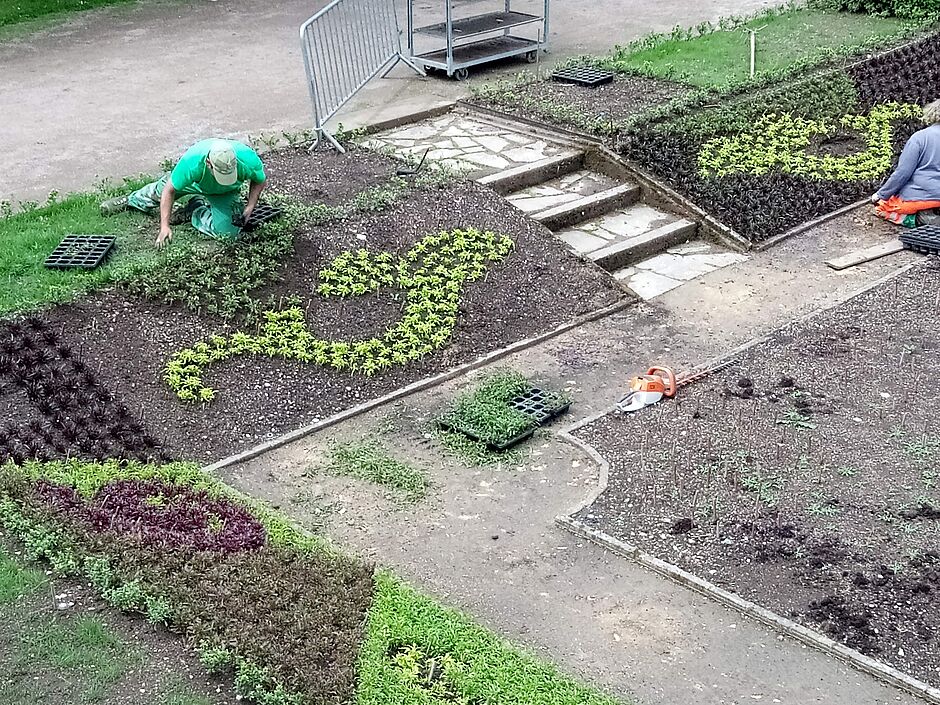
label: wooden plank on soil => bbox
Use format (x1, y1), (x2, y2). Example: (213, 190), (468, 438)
(825, 239), (904, 271)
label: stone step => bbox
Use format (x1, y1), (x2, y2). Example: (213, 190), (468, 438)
(614, 241), (750, 300)
(533, 183), (640, 231)
(504, 169), (621, 215)
(555, 203), (679, 257)
(476, 153), (585, 195)
(589, 218), (698, 271)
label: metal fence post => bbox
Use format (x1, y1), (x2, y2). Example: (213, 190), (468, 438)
(299, 0), (424, 153)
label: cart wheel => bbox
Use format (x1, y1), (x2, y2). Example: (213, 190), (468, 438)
(525, 50), (539, 64)
(453, 68), (470, 81)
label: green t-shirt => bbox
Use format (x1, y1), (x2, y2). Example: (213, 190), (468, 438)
(169, 139), (266, 195)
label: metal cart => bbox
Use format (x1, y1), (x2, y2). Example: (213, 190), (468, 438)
(406, 0), (550, 80)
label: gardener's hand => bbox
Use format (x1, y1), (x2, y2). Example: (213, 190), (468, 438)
(241, 204), (254, 223)
(870, 193), (881, 204)
(156, 225), (173, 249)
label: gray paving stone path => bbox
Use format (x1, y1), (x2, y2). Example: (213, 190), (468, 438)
(617, 241), (750, 299)
(507, 169), (619, 214)
(361, 111), (578, 176)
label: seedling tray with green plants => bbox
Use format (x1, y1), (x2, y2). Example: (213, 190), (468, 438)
(438, 371), (571, 451)
(43, 234), (116, 270)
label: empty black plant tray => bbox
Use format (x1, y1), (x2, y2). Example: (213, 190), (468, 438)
(900, 224), (940, 254)
(508, 387), (571, 424)
(234, 202), (283, 232)
(551, 66), (614, 87)
(44, 234), (116, 270)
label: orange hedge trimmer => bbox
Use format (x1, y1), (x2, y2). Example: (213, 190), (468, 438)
(617, 358), (739, 412)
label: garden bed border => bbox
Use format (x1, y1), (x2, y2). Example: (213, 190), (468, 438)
(551, 260), (940, 702)
(202, 297), (633, 474)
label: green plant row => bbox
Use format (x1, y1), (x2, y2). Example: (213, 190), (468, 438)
(811, 0), (940, 20)
(163, 228), (514, 403)
(470, 77), (624, 136)
(697, 101), (921, 180)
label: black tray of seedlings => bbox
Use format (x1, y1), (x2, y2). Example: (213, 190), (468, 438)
(233, 202), (282, 232)
(437, 417), (537, 452)
(440, 386), (571, 451)
(44, 234), (116, 270)
(0, 317), (169, 465)
(551, 66), (615, 87)
(900, 224), (940, 254)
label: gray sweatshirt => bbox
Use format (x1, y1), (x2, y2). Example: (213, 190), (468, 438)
(877, 123), (940, 201)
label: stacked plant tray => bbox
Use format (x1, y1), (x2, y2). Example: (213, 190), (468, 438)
(234, 203), (282, 231)
(551, 66), (615, 87)
(900, 224), (940, 254)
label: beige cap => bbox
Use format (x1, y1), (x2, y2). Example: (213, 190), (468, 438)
(207, 141), (238, 186)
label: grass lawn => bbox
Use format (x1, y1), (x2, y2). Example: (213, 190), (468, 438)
(0, 546), (219, 705)
(0, 0), (136, 28)
(607, 8), (913, 87)
(0, 192), (201, 316)
(0, 547), (44, 604)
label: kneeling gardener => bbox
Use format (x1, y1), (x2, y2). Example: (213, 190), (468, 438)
(101, 138), (266, 248)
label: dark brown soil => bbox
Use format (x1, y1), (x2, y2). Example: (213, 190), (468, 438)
(575, 263), (940, 688)
(261, 146), (401, 206)
(469, 74), (688, 134)
(807, 129), (868, 157)
(40, 179), (622, 464)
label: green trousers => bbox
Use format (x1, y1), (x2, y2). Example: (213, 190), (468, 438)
(127, 174), (243, 239)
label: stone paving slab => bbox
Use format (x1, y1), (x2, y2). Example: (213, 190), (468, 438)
(507, 169), (619, 215)
(615, 240), (749, 300)
(360, 111), (578, 177)
(555, 203), (679, 256)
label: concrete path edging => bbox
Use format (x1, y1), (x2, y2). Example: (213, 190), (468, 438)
(555, 515), (940, 705)
(202, 297), (633, 474)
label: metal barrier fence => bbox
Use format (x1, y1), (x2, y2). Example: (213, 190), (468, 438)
(300, 0), (422, 152)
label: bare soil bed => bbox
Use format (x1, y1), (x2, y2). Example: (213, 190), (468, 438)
(575, 262), (940, 687)
(470, 74), (687, 133)
(261, 147), (399, 206)
(28, 149), (623, 463)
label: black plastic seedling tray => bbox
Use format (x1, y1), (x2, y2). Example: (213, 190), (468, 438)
(43, 234), (116, 270)
(234, 203), (283, 232)
(900, 224), (940, 254)
(437, 419), (536, 452)
(439, 386), (571, 451)
(508, 387), (571, 424)
(551, 66), (614, 87)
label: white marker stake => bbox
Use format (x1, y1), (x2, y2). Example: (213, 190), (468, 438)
(748, 25), (768, 79)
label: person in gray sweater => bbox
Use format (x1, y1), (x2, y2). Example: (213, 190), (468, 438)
(872, 99), (940, 226)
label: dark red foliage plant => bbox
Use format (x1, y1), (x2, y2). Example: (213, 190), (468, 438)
(34, 479), (266, 553)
